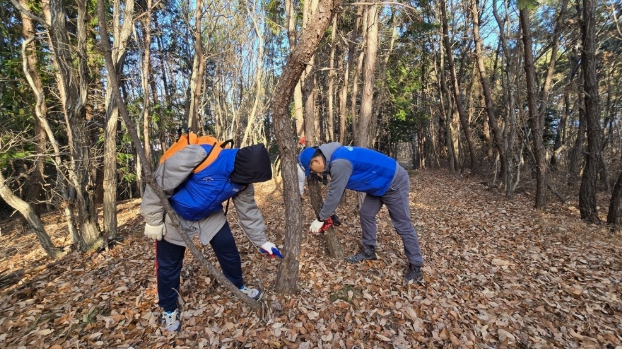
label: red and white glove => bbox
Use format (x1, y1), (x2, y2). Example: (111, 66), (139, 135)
(309, 219), (324, 233)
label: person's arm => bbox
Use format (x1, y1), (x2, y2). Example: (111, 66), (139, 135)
(232, 184), (267, 246)
(140, 145), (207, 225)
(318, 159), (352, 220)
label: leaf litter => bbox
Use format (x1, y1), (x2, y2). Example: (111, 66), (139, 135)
(0, 169), (620, 348)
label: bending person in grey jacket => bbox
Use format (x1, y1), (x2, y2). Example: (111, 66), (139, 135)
(298, 142), (424, 285)
(141, 140), (277, 332)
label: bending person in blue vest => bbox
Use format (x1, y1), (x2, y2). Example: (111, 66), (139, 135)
(141, 141), (278, 332)
(298, 142), (424, 285)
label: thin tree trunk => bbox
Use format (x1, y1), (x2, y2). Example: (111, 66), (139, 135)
(472, 0), (507, 189)
(140, 0), (152, 163)
(103, 0), (134, 241)
(327, 15), (338, 141)
(241, 4), (265, 148)
(19, 3), (46, 216)
(579, 0), (601, 222)
(350, 6), (367, 144)
(607, 171), (622, 226)
(188, 0), (205, 132)
(357, 2), (378, 149)
(520, 8), (547, 209)
(440, 0), (476, 171)
(270, 0), (341, 294)
(0, 172), (62, 259)
(285, 0), (305, 137)
(42, 0), (102, 251)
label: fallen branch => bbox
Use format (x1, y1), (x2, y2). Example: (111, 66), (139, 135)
(547, 183), (566, 203)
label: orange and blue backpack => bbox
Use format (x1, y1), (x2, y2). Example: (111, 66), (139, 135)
(161, 132), (242, 221)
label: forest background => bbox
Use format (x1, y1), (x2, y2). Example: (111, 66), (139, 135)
(0, 0), (621, 347)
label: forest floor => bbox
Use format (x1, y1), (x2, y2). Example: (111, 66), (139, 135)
(0, 168), (620, 349)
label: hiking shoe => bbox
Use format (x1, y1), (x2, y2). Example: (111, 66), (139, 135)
(240, 285), (263, 300)
(161, 309), (180, 332)
(404, 263), (423, 284)
(346, 244), (377, 263)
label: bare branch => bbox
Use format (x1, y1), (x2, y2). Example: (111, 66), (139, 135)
(8, 0), (49, 28)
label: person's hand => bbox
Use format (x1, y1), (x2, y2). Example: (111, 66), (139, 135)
(309, 219), (324, 233)
(144, 223), (166, 241)
(260, 242), (283, 258)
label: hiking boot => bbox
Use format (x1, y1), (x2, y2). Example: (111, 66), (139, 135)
(346, 244), (377, 263)
(161, 309), (180, 332)
(240, 285), (263, 300)
(404, 263), (423, 284)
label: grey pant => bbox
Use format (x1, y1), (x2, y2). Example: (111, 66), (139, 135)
(359, 166), (424, 266)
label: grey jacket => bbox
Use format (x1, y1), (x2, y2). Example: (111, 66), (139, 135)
(140, 144), (268, 247)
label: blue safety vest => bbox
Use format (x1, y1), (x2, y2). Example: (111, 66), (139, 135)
(331, 146), (396, 196)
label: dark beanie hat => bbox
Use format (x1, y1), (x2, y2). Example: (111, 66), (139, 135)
(229, 143), (273, 184)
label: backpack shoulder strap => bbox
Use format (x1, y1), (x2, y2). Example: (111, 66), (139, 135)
(159, 133), (191, 164)
(192, 137), (235, 173)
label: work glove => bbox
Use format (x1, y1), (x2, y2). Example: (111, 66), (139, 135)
(259, 242), (283, 259)
(144, 222), (166, 241)
(309, 219), (325, 233)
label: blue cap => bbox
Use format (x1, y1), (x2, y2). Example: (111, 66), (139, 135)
(298, 147), (316, 177)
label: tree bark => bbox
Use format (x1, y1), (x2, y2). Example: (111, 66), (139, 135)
(607, 171), (622, 226)
(327, 15), (338, 141)
(42, 0), (102, 251)
(357, 2), (378, 148)
(271, 0), (342, 294)
(0, 172), (61, 259)
(103, 0), (134, 242)
(285, 0), (305, 137)
(579, 0), (602, 222)
(188, 0), (205, 133)
(440, 0), (477, 171)
(19, 1), (46, 216)
(520, 8), (547, 209)
(471, 0), (507, 189)
(241, 3), (265, 148)
(350, 6), (367, 144)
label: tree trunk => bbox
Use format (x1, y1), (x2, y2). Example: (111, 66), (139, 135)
(579, 0), (601, 222)
(103, 0), (134, 241)
(607, 171), (622, 226)
(350, 6), (367, 144)
(269, 0), (341, 294)
(19, 2), (46, 216)
(285, 0), (305, 137)
(520, 8), (547, 209)
(42, 0), (102, 251)
(440, 0), (477, 171)
(472, 0), (507, 189)
(188, 0), (205, 132)
(326, 15), (338, 141)
(0, 172), (61, 259)
(357, 2), (378, 149)
(492, 1), (518, 197)
(241, 4), (265, 148)
(140, 0), (151, 163)
(339, 6), (362, 144)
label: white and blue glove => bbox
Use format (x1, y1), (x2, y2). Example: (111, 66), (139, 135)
(144, 223), (166, 241)
(260, 242), (283, 258)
